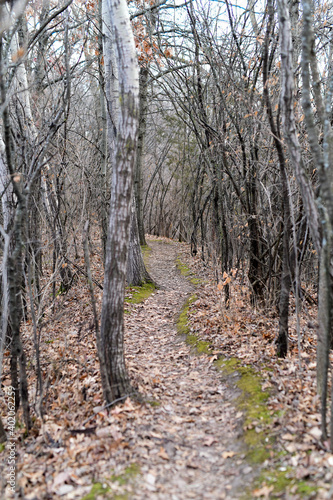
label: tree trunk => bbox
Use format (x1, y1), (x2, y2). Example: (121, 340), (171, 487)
(263, 0), (291, 357)
(277, 0), (320, 251)
(0, 415), (6, 443)
(99, 0), (110, 263)
(135, 66), (149, 246)
(100, 0), (140, 402)
(127, 197), (153, 286)
(0, 41), (31, 430)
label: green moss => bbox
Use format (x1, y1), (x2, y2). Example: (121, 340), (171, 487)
(244, 433), (270, 463)
(176, 258), (201, 285)
(266, 468), (292, 491)
(125, 282), (156, 304)
(177, 295), (197, 335)
(141, 245), (152, 267)
(81, 482), (110, 500)
(177, 288), (318, 496)
(250, 468), (318, 498)
(0, 442), (5, 453)
(217, 359), (319, 498)
(111, 463), (140, 485)
(186, 334), (197, 345)
(84, 464), (140, 499)
(216, 357), (271, 464)
(146, 399), (161, 407)
(186, 333), (210, 353)
(215, 357), (240, 372)
(176, 257), (191, 277)
(297, 482), (318, 495)
(177, 295), (211, 354)
(195, 340), (211, 354)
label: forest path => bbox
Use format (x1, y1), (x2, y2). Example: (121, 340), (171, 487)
(5, 238), (255, 500)
(121, 238), (250, 499)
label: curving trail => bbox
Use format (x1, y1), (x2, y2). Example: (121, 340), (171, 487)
(119, 239), (251, 499)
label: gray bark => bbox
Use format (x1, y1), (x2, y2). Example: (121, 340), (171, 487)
(135, 66), (149, 247)
(277, 0), (320, 252)
(278, 0), (333, 443)
(127, 196), (153, 286)
(100, 0), (140, 402)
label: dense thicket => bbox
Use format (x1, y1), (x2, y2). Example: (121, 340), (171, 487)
(0, 0), (332, 447)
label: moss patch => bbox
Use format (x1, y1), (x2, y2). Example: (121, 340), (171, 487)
(125, 282), (156, 304)
(83, 464), (140, 500)
(250, 468), (318, 499)
(110, 463), (140, 485)
(141, 245), (152, 267)
(186, 334), (211, 354)
(81, 482), (110, 500)
(216, 357), (271, 464)
(176, 258), (201, 285)
(177, 295), (197, 336)
(177, 295), (212, 355)
(146, 399), (161, 407)
(216, 358), (319, 498)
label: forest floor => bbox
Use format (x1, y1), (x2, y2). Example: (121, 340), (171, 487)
(1, 236), (333, 499)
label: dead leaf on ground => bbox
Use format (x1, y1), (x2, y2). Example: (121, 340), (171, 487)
(252, 485), (274, 498)
(158, 447), (169, 460)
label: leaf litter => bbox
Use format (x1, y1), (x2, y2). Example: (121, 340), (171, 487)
(0, 235), (331, 499)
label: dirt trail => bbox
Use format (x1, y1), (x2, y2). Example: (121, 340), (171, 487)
(121, 239), (251, 499)
(1, 239), (255, 500)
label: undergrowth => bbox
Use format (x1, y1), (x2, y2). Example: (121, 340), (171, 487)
(176, 256), (319, 498)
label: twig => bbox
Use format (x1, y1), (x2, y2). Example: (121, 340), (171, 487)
(63, 255), (103, 290)
(77, 393), (136, 428)
(82, 220), (112, 404)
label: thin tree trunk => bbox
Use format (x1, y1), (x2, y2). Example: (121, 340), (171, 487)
(277, 0), (320, 251)
(0, 416), (6, 443)
(83, 221), (112, 404)
(135, 66), (149, 246)
(98, 0), (109, 263)
(127, 196), (153, 286)
(264, 0), (292, 357)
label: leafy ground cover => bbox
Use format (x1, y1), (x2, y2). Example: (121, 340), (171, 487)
(0, 235), (332, 499)
(176, 243), (333, 498)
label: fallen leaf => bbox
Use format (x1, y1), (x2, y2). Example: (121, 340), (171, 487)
(308, 427), (321, 440)
(252, 485), (274, 497)
(158, 446), (169, 460)
(281, 433), (295, 441)
(203, 436), (217, 447)
(187, 460), (201, 469)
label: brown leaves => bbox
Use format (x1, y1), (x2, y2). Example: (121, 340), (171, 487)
(12, 47), (25, 62)
(158, 447), (169, 460)
(176, 240), (333, 496)
(222, 451), (237, 459)
(252, 485), (274, 498)
(1, 236), (330, 499)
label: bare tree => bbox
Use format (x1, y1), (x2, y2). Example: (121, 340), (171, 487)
(277, 0), (333, 445)
(100, 0), (140, 402)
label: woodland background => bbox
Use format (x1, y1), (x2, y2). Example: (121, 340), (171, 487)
(0, 0), (333, 497)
